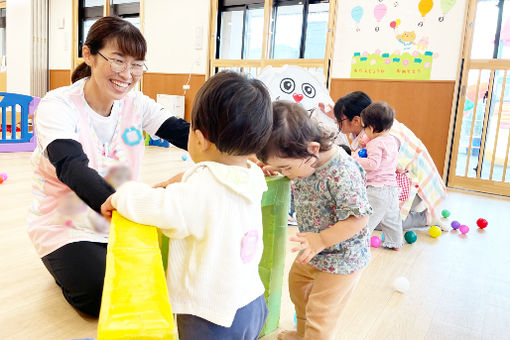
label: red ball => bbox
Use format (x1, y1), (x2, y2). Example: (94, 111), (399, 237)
(476, 218), (488, 229)
(0, 177), (3, 184)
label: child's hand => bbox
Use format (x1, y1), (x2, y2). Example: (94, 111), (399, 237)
(153, 172), (184, 188)
(260, 163), (279, 177)
(290, 232), (326, 264)
(251, 156), (278, 177)
(359, 134), (371, 148)
(100, 194), (115, 221)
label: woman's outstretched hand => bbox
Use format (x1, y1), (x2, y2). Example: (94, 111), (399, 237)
(318, 102), (335, 120)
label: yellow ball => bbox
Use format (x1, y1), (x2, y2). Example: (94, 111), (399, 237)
(429, 225), (442, 238)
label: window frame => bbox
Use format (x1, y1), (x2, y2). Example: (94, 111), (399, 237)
(216, 1), (266, 60)
(270, 0), (330, 59)
(72, 0), (144, 71)
(209, 0), (337, 85)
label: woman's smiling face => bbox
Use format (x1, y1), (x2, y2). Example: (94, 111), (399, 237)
(86, 39), (144, 101)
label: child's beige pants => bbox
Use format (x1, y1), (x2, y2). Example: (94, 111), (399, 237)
(289, 261), (363, 340)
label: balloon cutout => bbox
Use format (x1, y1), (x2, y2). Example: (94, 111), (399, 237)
(351, 6), (364, 31)
(439, 0), (456, 22)
(418, 0), (434, 26)
(374, 4), (387, 32)
(390, 19), (401, 30)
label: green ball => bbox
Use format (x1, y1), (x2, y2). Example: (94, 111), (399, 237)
(441, 209), (451, 218)
(404, 231), (417, 244)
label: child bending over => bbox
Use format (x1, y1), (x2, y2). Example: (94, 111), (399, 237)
(101, 71), (272, 340)
(353, 102), (403, 249)
(257, 101), (372, 340)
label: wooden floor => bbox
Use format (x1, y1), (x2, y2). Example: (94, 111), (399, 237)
(1, 147), (510, 340)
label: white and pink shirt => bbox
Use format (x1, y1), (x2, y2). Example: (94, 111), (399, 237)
(28, 78), (170, 257)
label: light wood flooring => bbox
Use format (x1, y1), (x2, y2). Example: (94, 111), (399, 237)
(1, 147), (510, 340)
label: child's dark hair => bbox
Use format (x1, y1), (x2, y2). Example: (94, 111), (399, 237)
(333, 91), (372, 122)
(256, 101), (333, 163)
(360, 101), (395, 133)
(191, 71), (273, 156)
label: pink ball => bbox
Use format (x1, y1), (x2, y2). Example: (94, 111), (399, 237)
(370, 236), (381, 248)
(0, 173), (7, 180)
(459, 225), (470, 234)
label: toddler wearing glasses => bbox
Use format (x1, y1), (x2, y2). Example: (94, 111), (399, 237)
(257, 101), (372, 340)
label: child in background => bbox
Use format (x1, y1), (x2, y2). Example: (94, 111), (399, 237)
(257, 101), (372, 340)
(331, 91), (447, 231)
(353, 102), (403, 249)
(101, 71), (272, 340)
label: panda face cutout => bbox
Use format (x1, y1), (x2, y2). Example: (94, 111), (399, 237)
(302, 82), (316, 98)
(258, 65), (348, 146)
(280, 78), (296, 94)
(259, 65), (331, 112)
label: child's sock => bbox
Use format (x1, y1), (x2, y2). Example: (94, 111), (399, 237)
(288, 213), (297, 226)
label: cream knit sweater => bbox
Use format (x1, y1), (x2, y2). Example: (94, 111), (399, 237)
(112, 160), (267, 327)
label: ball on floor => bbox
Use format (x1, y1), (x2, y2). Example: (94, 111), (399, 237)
(451, 220), (460, 230)
(441, 209), (451, 218)
(476, 218), (488, 229)
(393, 276), (410, 293)
(404, 231), (417, 244)
(459, 224), (470, 234)
(428, 225), (442, 238)
(370, 236), (381, 248)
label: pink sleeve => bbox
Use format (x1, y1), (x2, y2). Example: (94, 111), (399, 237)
(355, 139), (383, 170)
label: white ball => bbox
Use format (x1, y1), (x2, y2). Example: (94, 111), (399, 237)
(393, 276), (410, 293)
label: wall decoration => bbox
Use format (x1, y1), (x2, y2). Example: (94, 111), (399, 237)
(374, 3), (388, 32)
(334, 0), (467, 81)
(351, 5), (364, 31)
(439, 0), (457, 21)
(418, 0), (434, 26)
(351, 50), (434, 80)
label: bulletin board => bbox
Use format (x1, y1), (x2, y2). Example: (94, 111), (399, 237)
(333, 0), (468, 81)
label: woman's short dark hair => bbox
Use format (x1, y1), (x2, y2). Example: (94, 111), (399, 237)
(191, 71), (273, 156)
(256, 101), (333, 163)
(333, 91), (372, 122)
(71, 16), (147, 83)
(360, 101), (395, 133)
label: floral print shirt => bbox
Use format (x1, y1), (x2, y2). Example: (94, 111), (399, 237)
(293, 146), (373, 274)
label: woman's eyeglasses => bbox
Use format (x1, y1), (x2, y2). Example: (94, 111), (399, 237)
(97, 51), (148, 77)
